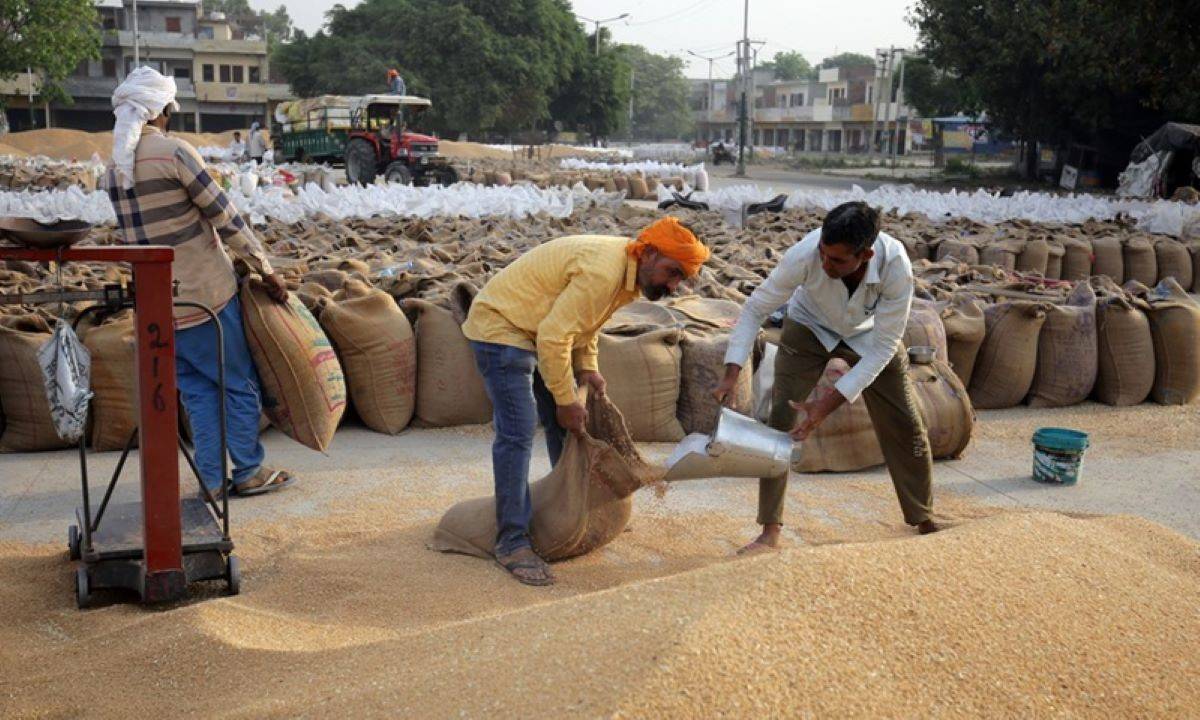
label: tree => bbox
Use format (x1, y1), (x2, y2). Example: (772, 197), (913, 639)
(204, 0), (293, 42)
(0, 0), (101, 107)
(552, 30), (629, 143)
(910, 0), (1200, 180)
(617, 45), (691, 140)
(816, 52), (874, 71)
(901, 55), (976, 118)
(769, 51), (811, 81)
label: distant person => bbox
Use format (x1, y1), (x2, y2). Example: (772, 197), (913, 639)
(461, 218), (710, 586)
(247, 121), (267, 164)
(103, 66), (296, 498)
(229, 131), (246, 162)
(387, 68), (407, 96)
(713, 201), (940, 554)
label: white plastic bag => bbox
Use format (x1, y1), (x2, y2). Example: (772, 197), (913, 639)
(37, 320), (93, 443)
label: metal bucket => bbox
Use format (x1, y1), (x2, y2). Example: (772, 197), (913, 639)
(664, 407), (794, 481)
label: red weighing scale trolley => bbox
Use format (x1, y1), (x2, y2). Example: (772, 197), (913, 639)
(0, 228), (240, 608)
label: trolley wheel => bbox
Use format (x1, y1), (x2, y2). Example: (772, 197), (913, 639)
(68, 524), (81, 561)
(75, 566), (91, 609)
(226, 555), (241, 596)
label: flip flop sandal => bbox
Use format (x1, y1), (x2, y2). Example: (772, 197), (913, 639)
(234, 468), (295, 497)
(496, 555), (555, 587)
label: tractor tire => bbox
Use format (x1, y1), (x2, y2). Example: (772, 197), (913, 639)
(345, 138), (379, 186)
(384, 162), (414, 186)
(430, 165), (459, 186)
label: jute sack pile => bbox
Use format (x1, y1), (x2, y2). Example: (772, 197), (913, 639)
(1044, 241), (1066, 280)
(598, 328), (685, 442)
(83, 315), (138, 451)
(793, 360), (884, 473)
(938, 292), (986, 387)
(404, 298), (492, 427)
(935, 239), (979, 265)
(1016, 238), (1050, 276)
(1027, 282), (1098, 408)
(1155, 239), (1193, 289)
(1091, 236), (1124, 281)
(909, 358), (975, 459)
(430, 392), (657, 561)
(969, 301), (1048, 409)
(903, 298), (948, 363)
(666, 296), (754, 435)
(319, 279), (417, 434)
(628, 175), (649, 200)
(1093, 280), (1154, 406)
(1123, 236), (1158, 286)
(241, 276), (346, 452)
(979, 240), (1021, 273)
(0, 315), (72, 452)
(1143, 278), (1200, 405)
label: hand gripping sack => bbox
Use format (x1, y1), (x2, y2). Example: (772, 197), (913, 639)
(241, 277), (347, 452)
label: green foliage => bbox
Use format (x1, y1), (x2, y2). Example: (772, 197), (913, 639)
(617, 45), (691, 140)
(204, 0), (293, 41)
(769, 51), (812, 81)
(911, 0), (1200, 156)
(817, 52), (874, 71)
(944, 156), (981, 178)
(0, 0), (101, 106)
(902, 55), (976, 118)
(551, 33), (629, 142)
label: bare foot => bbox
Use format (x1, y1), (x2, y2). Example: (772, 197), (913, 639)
(495, 546), (555, 586)
(737, 524), (783, 555)
(917, 519), (942, 535)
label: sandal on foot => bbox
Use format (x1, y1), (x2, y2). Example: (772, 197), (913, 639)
(496, 547), (554, 586)
(234, 467), (295, 497)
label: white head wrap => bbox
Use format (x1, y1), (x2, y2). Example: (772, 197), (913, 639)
(111, 66), (179, 190)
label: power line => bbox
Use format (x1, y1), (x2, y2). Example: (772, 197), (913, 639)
(628, 0), (720, 27)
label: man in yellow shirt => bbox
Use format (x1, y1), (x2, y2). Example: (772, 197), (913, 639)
(462, 217), (710, 586)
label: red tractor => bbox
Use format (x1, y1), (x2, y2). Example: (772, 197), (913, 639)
(343, 95), (459, 186)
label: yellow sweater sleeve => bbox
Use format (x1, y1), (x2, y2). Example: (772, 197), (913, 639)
(536, 270), (613, 405)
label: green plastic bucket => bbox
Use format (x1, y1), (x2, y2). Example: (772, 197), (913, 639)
(1032, 427), (1090, 485)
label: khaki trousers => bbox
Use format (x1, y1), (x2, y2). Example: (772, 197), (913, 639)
(759, 319), (934, 526)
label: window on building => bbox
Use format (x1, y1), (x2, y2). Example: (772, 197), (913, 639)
(165, 16), (182, 32)
(198, 26), (214, 39)
(173, 66), (190, 80)
(102, 14), (118, 30)
(103, 59), (117, 78)
(73, 61), (89, 78)
(220, 65), (231, 83)
(202, 64), (214, 82)
(249, 66), (260, 84)
(232, 65), (244, 83)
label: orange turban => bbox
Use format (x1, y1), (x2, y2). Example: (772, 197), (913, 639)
(626, 217), (710, 277)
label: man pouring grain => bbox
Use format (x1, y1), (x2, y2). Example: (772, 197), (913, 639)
(462, 217), (711, 585)
(713, 201), (940, 552)
(103, 67), (295, 498)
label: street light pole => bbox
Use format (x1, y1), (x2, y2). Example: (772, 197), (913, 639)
(736, 0), (749, 177)
(575, 13), (630, 55)
(132, 0), (141, 66)
(688, 49), (734, 142)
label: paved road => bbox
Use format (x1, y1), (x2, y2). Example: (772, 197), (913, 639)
(706, 165), (889, 194)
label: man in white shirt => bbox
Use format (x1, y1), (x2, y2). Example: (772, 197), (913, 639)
(714, 201), (939, 553)
(228, 131), (246, 162)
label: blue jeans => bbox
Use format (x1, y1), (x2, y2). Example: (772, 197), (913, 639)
(470, 341), (566, 556)
(176, 295), (265, 491)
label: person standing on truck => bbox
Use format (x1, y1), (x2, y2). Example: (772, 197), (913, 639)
(387, 68), (407, 96)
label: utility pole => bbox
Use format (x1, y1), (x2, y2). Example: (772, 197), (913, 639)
(868, 47), (892, 162)
(576, 14), (630, 56)
(688, 49), (734, 142)
(890, 50), (907, 170)
(881, 46), (896, 161)
(747, 42), (763, 161)
(628, 68), (635, 139)
(132, 0), (141, 66)
(735, 0), (749, 177)
(27, 66), (35, 129)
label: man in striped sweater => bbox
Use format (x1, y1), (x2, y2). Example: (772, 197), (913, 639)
(104, 67), (294, 498)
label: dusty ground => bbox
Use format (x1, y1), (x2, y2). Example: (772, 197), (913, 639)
(0, 402), (1197, 717)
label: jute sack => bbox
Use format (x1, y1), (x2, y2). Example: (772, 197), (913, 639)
(938, 292), (987, 387)
(979, 240), (1021, 272)
(1144, 278), (1200, 405)
(1093, 289), (1154, 406)
(602, 300), (677, 335)
(628, 175), (649, 200)
(319, 279), (417, 434)
(1061, 238), (1094, 282)
(1016, 238), (1050, 275)
(910, 358), (975, 460)
(1027, 282), (1098, 408)
(0, 315), (72, 452)
(405, 298), (492, 427)
(793, 359), (884, 473)
(903, 298), (949, 363)
(969, 301), (1048, 409)
(1123, 236), (1158, 286)
(241, 276), (346, 452)
(677, 331), (754, 434)
(935, 239), (979, 265)
(1044, 241), (1066, 280)
(598, 328), (685, 442)
(84, 316), (138, 451)
(1155, 239), (1193, 289)
(1091, 236), (1124, 281)
(430, 392), (657, 561)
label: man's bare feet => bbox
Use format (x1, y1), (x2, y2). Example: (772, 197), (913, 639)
(737, 523), (783, 555)
(917, 519), (941, 535)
